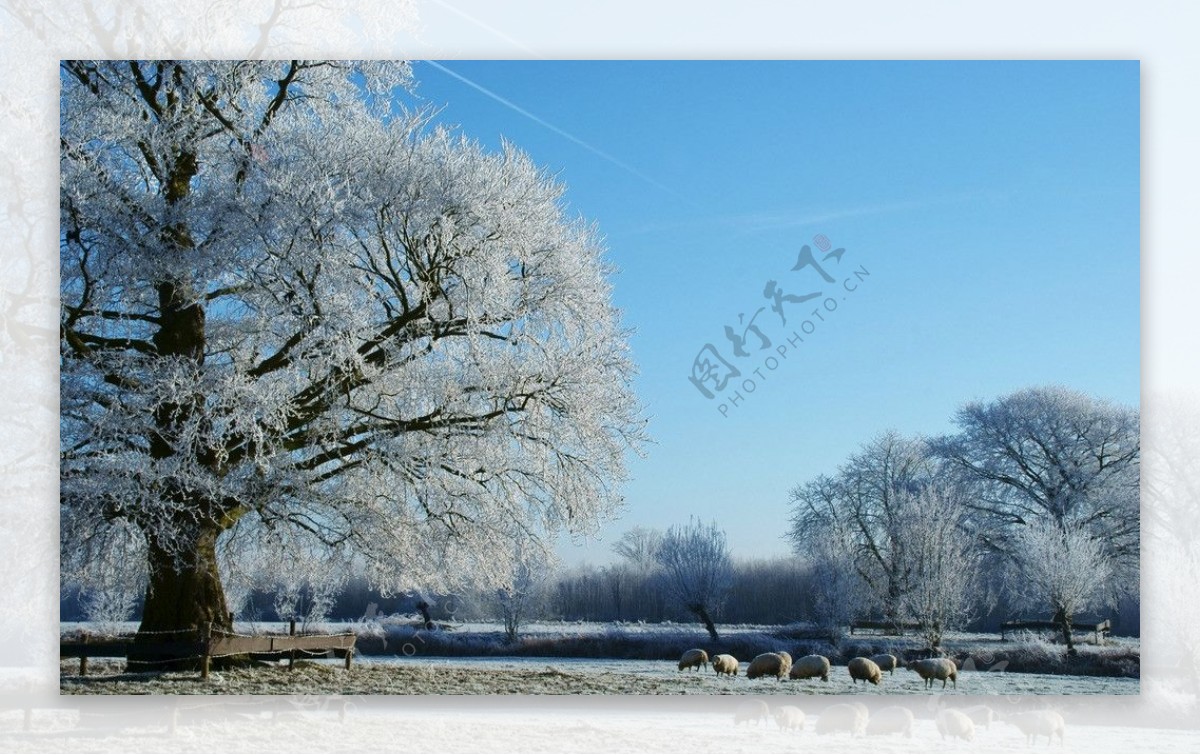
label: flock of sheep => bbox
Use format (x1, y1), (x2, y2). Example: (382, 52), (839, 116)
(678, 648), (1066, 743)
(677, 649), (956, 689)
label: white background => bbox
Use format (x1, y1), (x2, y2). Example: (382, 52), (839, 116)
(2, 1), (1197, 751)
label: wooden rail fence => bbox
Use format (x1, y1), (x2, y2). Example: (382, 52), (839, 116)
(1000, 618), (1111, 644)
(61, 622), (357, 679)
(849, 619), (924, 636)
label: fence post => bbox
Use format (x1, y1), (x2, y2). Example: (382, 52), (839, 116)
(79, 632), (89, 677)
(288, 619), (296, 670)
(201, 623), (212, 680)
(344, 647), (353, 671)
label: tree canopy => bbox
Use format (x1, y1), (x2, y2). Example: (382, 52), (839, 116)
(59, 60), (645, 643)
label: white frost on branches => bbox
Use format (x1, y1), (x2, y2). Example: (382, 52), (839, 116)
(59, 61), (646, 614)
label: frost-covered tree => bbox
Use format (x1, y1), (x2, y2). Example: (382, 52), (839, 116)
(787, 432), (938, 623)
(611, 526), (663, 570)
(59, 60), (645, 662)
(492, 538), (553, 643)
(655, 517), (733, 641)
(805, 531), (870, 640)
(1006, 520), (1113, 654)
(894, 486), (983, 649)
(931, 386), (1139, 576)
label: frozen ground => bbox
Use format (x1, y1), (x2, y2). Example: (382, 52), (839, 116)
(59, 656), (1138, 696)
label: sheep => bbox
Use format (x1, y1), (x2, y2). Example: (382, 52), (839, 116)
(733, 700), (770, 727)
(712, 653), (739, 677)
(847, 656), (883, 685)
(865, 705), (914, 738)
(1005, 710), (1066, 745)
(870, 653), (899, 675)
(678, 648), (709, 672)
(936, 708), (975, 742)
(774, 650), (793, 671)
(773, 705), (806, 732)
(746, 652), (789, 680)
(789, 654), (831, 682)
(962, 704), (996, 729)
(815, 703), (867, 736)
(905, 657), (957, 689)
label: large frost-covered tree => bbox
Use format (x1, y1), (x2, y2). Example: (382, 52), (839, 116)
(931, 386), (1139, 590)
(59, 60), (644, 659)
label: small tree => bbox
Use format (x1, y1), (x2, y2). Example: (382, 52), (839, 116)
(806, 533), (870, 641)
(655, 517), (733, 641)
(493, 540), (553, 644)
(1007, 520), (1113, 655)
(895, 486), (982, 649)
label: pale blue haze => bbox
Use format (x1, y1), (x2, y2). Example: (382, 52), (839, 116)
(407, 61), (1140, 566)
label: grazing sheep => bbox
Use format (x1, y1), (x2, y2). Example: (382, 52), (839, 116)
(1006, 710), (1066, 745)
(678, 648), (709, 672)
(870, 653), (899, 675)
(866, 706), (914, 738)
(815, 703), (867, 736)
(936, 709), (975, 742)
(962, 704), (996, 729)
(848, 656), (883, 685)
(905, 657), (957, 689)
(773, 705), (806, 732)
(774, 650), (793, 671)
(746, 652), (789, 680)
(789, 654), (831, 682)
(733, 700), (770, 727)
(712, 654), (739, 677)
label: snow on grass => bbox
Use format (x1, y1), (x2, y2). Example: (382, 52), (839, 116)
(60, 656), (1137, 696)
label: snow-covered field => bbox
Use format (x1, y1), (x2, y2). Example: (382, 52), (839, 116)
(59, 655), (1138, 696)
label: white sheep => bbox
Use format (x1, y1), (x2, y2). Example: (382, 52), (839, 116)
(733, 700), (770, 727)
(865, 705), (914, 738)
(936, 708), (975, 742)
(848, 656), (883, 685)
(774, 650), (793, 672)
(746, 652), (788, 680)
(870, 653), (899, 675)
(712, 653), (739, 677)
(678, 648), (709, 672)
(905, 657), (957, 689)
(1005, 709), (1066, 745)
(962, 704), (996, 729)
(789, 654), (831, 682)
(815, 703), (867, 736)
(773, 705), (806, 732)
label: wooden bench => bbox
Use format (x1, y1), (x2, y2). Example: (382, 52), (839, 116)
(61, 625), (357, 678)
(1000, 618), (1111, 644)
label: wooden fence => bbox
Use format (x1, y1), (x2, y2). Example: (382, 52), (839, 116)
(849, 619), (924, 636)
(61, 623), (357, 679)
(1000, 618), (1111, 644)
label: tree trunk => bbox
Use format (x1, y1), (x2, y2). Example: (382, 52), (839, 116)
(690, 604), (720, 642)
(130, 526), (233, 670)
(416, 600), (434, 630)
(1058, 611), (1077, 655)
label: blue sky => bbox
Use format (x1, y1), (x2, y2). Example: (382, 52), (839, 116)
(406, 61), (1140, 567)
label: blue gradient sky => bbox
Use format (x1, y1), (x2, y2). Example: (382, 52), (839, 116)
(406, 60), (1140, 567)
